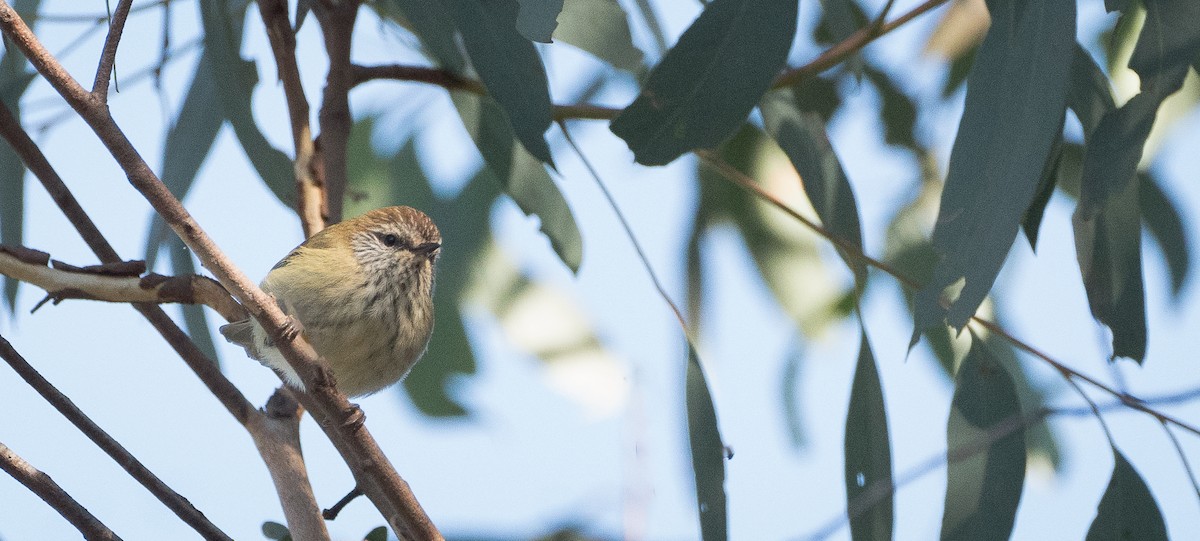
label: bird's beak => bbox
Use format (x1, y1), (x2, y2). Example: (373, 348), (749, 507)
(414, 242), (441, 258)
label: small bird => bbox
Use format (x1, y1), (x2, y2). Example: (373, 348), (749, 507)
(220, 206), (441, 397)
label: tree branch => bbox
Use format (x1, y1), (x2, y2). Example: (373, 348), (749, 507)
(257, 0), (327, 237)
(312, 0), (358, 224)
(0, 440), (123, 541)
(0, 335), (233, 541)
(0, 246), (246, 321)
(251, 389), (331, 541)
(0, 4), (441, 538)
(91, 0), (133, 102)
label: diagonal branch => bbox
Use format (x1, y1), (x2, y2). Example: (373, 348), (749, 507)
(0, 247), (246, 322)
(0, 59), (328, 541)
(0, 439), (123, 541)
(0, 335), (233, 541)
(0, 3), (441, 538)
(91, 0), (133, 102)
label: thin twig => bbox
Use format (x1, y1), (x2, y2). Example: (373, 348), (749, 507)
(322, 486), (364, 520)
(91, 0), (133, 101)
(697, 150), (1200, 439)
(0, 335), (233, 540)
(0, 4), (442, 538)
(313, 1), (358, 224)
(258, 0), (326, 237)
(0, 440), (123, 541)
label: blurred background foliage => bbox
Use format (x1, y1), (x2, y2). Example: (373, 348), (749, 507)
(2, 0), (1199, 539)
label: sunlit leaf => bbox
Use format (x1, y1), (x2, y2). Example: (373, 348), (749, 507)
(554, 0), (644, 74)
(516, 0), (564, 43)
(913, 0), (1075, 335)
(760, 90), (866, 286)
(1086, 449), (1167, 541)
(448, 0), (554, 164)
(452, 93), (582, 272)
(610, 0), (797, 165)
(686, 345), (727, 541)
(844, 329), (893, 541)
(942, 337), (1026, 541)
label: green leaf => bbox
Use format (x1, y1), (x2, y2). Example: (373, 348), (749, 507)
(780, 337), (807, 449)
(1067, 45), (1116, 138)
(844, 330), (893, 541)
(941, 337), (1026, 541)
(261, 521), (291, 541)
(760, 90), (867, 286)
(516, 0), (564, 43)
(169, 236), (220, 367)
(376, 0), (467, 72)
(363, 526), (388, 541)
(452, 93), (582, 272)
(609, 0), (797, 165)
(1139, 173), (1189, 297)
(196, 0), (294, 205)
(448, 0), (554, 164)
(940, 46), (976, 98)
(863, 65), (920, 153)
(1086, 449), (1168, 541)
(913, 0), (1075, 334)
(1128, 0), (1200, 90)
(0, 0), (39, 313)
(686, 345), (727, 541)
(553, 0), (645, 74)
(1020, 136), (1063, 250)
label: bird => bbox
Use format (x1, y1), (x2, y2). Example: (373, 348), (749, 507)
(220, 206), (441, 397)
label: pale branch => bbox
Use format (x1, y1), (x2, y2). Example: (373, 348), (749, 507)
(0, 440), (123, 541)
(0, 50), (328, 541)
(251, 389), (331, 541)
(0, 335), (233, 541)
(91, 0), (132, 101)
(0, 4), (441, 538)
(257, 0), (327, 238)
(312, 0), (358, 224)
(696, 150), (1200, 439)
(0, 246), (246, 322)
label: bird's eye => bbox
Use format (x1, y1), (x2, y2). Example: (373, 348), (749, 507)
(382, 234), (400, 247)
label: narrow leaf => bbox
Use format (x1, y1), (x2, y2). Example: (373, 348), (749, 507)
(941, 338), (1027, 541)
(686, 345), (727, 541)
(913, 0), (1075, 334)
(448, 0), (554, 164)
(168, 236), (220, 366)
(862, 65), (920, 153)
(1128, 0), (1200, 89)
(0, 3), (38, 313)
(378, 0), (467, 72)
(844, 330), (893, 541)
(516, 0), (564, 43)
(760, 90), (867, 285)
(1020, 136), (1063, 250)
(1139, 173), (1189, 297)
(452, 93), (582, 272)
(1086, 449), (1167, 541)
(1066, 45), (1116, 138)
(610, 0), (797, 165)
(554, 0), (644, 74)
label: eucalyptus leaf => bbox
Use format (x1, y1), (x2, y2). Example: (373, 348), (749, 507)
(377, 0), (467, 72)
(913, 0), (1075, 335)
(452, 93), (582, 272)
(760, 90), (867, 287)
(844, 329), (893, 541)
(1139, 173), (1190, 297)
(610, 0), (797, 165)
(169, 236), (220, 366)
(448, 0), (554, 164)
(516, 0), (564, 43)
(1085, 449), (1168, 541)
(941, 337), (1026, 541)
(686, 345), (727, 541)
(0, 0), (38, 313)
(554, 0), (645, 74)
